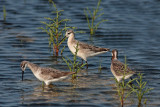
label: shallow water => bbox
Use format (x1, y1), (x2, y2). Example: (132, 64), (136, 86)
(0, 0), (160, 106)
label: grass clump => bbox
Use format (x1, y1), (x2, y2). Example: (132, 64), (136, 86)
(39, 1), (76, 56)
(84, 0), (108, 35)
(115, 56), (153, 107)
(130, 73), (153, 107)
(63, 42), (86, 79)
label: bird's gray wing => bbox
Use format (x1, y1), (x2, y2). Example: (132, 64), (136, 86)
(77, 41), (109, 52)
(40, 67), (73, 80)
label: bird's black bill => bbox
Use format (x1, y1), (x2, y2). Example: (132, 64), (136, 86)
(22, 70), (24, 81)
(59, 36), (66, 44)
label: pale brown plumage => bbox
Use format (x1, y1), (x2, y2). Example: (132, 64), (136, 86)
(40, 67), (74, 80)
(65, 30), (110, 68)
(111, 60), (135, 76)
(20, 61), (75, 85)
(77, 41), (110, 53)
(111, 49), (135, 82)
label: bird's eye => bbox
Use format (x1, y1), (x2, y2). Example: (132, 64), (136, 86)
(68, 32), (71, 34)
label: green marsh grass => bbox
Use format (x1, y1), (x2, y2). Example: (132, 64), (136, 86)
(98, 59), (102, 73)
(130, 73), (153, 107)
(3, 5), (6, 21)
(63, 42), (86, 79)
(39, 1), (76, 56)
(84, 0), (108, 35)
(60, 46), (65, 56)
(115, 56), (153, 107)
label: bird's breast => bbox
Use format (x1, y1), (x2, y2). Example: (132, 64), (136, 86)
(67, 42), (76, 54)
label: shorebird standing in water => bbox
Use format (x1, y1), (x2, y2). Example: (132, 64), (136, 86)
(20, 61), (74, 86)
(62, 30), (110, 68)
(110, 49), (135, 82)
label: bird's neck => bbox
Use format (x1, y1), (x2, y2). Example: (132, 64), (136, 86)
(112, 56), (117, 60)
(67, 35), (75, 43)
(27, 62), (39, 73)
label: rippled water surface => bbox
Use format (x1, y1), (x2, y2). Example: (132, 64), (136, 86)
(0, 0), (160, 106)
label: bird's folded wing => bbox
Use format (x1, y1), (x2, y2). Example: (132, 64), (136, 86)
(40, 68), (72, 80)
(112, 60), (134, 76)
